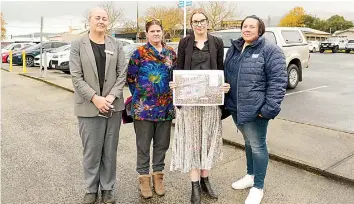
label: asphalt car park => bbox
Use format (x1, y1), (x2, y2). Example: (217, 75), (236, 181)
(3, 51), (353, 133)
(280, 52), (354, 133)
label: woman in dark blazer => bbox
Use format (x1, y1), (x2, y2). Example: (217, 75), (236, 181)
(169, 10), (230, 204)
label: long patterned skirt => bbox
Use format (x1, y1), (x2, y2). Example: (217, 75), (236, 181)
(170, 106), (223, 173)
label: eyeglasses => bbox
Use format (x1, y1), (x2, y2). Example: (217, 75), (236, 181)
(146, 18), (162, 24)
(191, 19), (208, 26)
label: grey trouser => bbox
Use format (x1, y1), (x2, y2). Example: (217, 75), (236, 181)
(78, 112), (122, 193)
(133, 120), (172, 175)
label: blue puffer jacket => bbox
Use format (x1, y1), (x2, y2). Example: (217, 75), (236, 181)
(224, 36), (287, 125)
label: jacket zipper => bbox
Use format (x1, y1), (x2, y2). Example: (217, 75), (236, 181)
(236, 47), (248, 125)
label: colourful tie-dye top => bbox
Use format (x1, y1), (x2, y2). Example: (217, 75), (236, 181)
(127, 42), (177, 121)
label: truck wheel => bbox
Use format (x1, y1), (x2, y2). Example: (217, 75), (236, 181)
(287, 64), (299, 89)
(346, 50), (351, 53)
(319, 49), (324, 53)
(332, 46), (338, 53)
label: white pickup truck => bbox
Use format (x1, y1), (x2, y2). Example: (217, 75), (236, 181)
(345, 40), (354, 53)
(319, 37), (348, 53)
(211, 27), (310, 89)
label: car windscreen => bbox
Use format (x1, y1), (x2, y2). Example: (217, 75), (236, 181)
(211, 31), (277, 47)
(20, 44), (33, 50)
(348, 40), (354, 43)
(123, 44), (143, 58)
(211, 32), (242, 48)
(3, 44), (14, 50)
(25, 44), (41, 51)
(49, 44), (71, 53)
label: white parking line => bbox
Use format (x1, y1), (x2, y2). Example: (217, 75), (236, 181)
(285, 86), (328, 96)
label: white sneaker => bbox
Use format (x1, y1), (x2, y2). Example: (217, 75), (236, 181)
(245, 187), (264, 204)
(231, 174), (254, 190)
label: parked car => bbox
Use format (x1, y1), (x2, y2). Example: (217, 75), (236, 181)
(122, 42), (179, 64)
(122, 43), (145, 63)
(52, 49), (71, 74)
(211, 27), (309, 89)
(12, 41), (69, 67)
(308, 41), (320, 53)
(1, 42), (34, 53)
(55, 60), (70, 74)
(118, 38), (135, 46)
(2, 44), (33, 63)
(345, 40), (354, 53)
(34, 44), (71, 68)
(166, 42), (179, 52)
(319, 37), (348, 53)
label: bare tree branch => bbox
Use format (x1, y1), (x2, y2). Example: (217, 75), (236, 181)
(83, 1), (125, 32)
(99, 1), (124, 32)
(198, 1), (241, 31)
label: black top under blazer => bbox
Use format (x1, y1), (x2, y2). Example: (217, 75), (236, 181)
(176, 33), (224, 71)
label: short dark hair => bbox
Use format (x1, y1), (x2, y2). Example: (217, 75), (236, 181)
(145, 19), (163, 32)
(190, 9), (209, 26)
(240, 15), (265, 36)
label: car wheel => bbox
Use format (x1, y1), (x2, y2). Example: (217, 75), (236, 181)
(26, 56), (34, 67)
(6, 56), (10, 63)
(332, 46), (338, 53)
(319, 49), (324, 53)
(346, 50), (351, 53)
(287, 64), (299, 89)
(312, 47), (316, 52)
(63, 71), (70, 74)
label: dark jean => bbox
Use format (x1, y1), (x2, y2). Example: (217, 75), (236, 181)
(133, 120), (172, 175)
(231, 113), (269, 189)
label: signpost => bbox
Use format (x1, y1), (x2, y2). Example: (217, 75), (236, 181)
(178, 0), (192, 37)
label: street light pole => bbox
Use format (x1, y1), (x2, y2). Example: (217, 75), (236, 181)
(183, 0), (187, 37)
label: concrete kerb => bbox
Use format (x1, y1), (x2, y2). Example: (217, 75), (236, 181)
(277, 117), (354, 135)
(222, 139), (354, 187)
(15, 72), (354, 187)
(18, 73), (74, 93)
(1, 67), (10, 72)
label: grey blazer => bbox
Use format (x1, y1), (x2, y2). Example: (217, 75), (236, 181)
(69, 34), (127, 117)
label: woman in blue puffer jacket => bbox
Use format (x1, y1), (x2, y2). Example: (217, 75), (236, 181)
(224, 15), (287, 204)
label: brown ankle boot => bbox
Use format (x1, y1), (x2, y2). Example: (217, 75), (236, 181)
(152, 171), (165, 196)
(138, 174), (153, 199)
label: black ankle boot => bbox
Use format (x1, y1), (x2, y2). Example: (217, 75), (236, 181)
(191, 181), (201, 204)
(200, 177), (218, 199)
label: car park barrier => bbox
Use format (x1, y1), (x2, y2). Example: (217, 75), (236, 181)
(22, 50), (27, 73)
(9, 51), (13, 72)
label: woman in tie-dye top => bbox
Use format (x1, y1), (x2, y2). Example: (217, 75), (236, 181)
(126, 19), (177, 199)
(127, 37), (176, 121)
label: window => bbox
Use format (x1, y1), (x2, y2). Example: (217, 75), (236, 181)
(119, 41), (129, 46)
(281, 30), (303, 44)
(211, 31), (277, 48)
(12, 44), (22, 50)
(264, 32), (277, 45)
(52, 42), (65, 48)
(42, 43), (52, 49)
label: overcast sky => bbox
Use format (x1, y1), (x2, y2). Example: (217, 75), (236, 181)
(2, 0), (354, 36)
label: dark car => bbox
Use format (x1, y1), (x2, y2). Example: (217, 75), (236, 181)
(12, 41), (69, 67)
(56, 61), (70, 74)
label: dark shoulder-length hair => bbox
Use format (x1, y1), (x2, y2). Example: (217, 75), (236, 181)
(240, 15), (266, 36)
